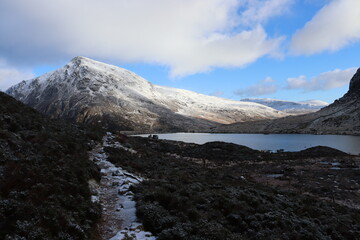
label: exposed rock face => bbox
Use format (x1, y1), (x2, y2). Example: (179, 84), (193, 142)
(6, 56), (285, 132)
(346, 68), (360, 97)
(215, 68), (360, 135)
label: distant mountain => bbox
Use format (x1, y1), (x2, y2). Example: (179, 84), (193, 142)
(241, 98), (328, 114)
(6, 56), (286, 132)
(215, 68), (360, 135)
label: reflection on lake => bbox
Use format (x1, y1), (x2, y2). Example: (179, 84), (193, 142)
(137, 133), (360, 155)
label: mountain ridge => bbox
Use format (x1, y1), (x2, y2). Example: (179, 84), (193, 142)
(214, 67), (360, 135)
(240, 98), (328, 114)
(6, 56), (286, 132)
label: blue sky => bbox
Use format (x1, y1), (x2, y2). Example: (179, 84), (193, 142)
(1, 0), (359, 103)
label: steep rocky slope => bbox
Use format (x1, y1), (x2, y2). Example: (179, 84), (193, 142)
(215, 68), (360, 135)
(6, 56), (286, 132)
(241, 98), (328, 114)
(0, 92), (102, 239)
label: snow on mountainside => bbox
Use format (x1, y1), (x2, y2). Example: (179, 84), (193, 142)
(6, 56), (286, 132)
(298, 100), (329, 106)
(241, 98), (328, 114)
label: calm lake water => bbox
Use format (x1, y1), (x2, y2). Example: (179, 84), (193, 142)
(137, 133), (360, 155)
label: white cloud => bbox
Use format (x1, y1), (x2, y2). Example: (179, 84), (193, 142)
(0, 0), (291, 77)
(286, 67), (357, 91)
(0, 65), (34, 91)
(239, 0), (294, 26)
(291, 0), (360, 54)
(234, 77), (278, 96)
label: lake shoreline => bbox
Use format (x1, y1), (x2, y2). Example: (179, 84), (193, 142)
(122, 130), (360, 137)
(132, 132), (360, 155)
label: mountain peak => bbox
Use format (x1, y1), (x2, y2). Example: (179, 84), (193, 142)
(68, 56), (110, 69)
(71, 56), (89, 61)
(348, 68), (360, 94)
(68, 56), (94, 66)
(6, 57), (286, 132)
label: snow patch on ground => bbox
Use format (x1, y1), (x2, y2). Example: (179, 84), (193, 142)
(89, 132), (156, 240)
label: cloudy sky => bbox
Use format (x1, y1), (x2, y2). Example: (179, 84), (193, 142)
(0, 0), (359, 103)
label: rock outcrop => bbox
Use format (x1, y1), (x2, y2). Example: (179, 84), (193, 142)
(348, 68), (360, 96)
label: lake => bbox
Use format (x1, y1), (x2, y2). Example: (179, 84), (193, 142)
(137, 133), (360, 155)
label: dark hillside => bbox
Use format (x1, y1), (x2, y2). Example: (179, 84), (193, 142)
(0, 92), (102, 239)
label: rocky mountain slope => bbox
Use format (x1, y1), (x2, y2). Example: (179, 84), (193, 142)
(241, 98), (328, 114)
(215, 68), (360, 135)
(0, 92), (102, 239)
(6, 56), (286, 132)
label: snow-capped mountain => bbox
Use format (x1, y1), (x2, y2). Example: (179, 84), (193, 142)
(6, 56), (286, 132)
(215, 68), (360, 135)
(241, 98), (328, 114)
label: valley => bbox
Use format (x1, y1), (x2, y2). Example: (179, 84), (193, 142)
(1, 88), (360, 239)
(2, 1), (360, 239)
(2, 58), (360, 239)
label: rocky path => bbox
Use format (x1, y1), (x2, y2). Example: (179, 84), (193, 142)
(89, 133), (156, 240)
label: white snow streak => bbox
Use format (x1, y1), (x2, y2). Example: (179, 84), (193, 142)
(89, 132), (156, 240)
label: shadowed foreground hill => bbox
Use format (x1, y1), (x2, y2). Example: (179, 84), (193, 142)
(0, 92), (102, 239)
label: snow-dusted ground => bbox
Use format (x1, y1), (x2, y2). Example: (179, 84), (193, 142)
(89, 132), (156, 240)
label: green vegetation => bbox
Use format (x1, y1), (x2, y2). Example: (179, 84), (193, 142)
(0, 92), (103, 239)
